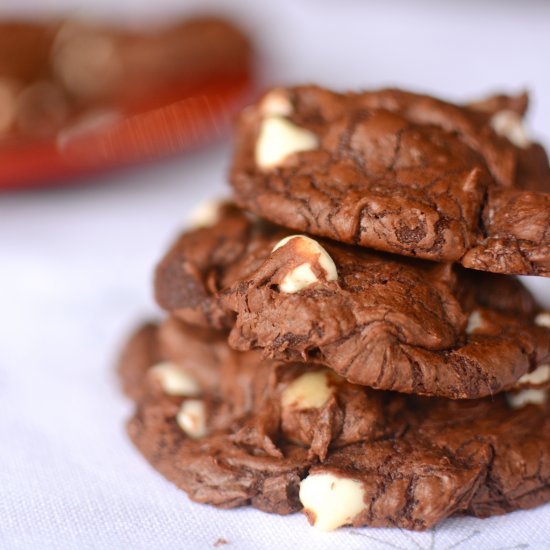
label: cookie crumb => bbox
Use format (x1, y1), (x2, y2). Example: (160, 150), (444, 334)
(214, 538), (229, 547)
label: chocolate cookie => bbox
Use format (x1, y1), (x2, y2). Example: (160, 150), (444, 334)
(230, 86), (550, 276)
(154, 207), (550, 398)
(119, 320), (550, 531)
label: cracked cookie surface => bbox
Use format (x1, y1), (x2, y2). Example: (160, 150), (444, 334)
(154, 208), (550, 398)
(230, 86), (550, 275)
(119, 320), (550, 531)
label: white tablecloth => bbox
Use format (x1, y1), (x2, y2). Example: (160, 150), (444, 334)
(2, 1), (550, 548)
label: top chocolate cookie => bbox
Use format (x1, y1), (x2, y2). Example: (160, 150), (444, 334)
(230, 86), (550, 275)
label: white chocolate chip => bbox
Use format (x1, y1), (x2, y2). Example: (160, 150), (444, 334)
(149, 361), (202, 397)
(260, 89), (293, 117)
(255, 116), (318, 169)
(466, 310), (484, 334)
(281, 370), (335, 410)
(188, 199), (224, 228)
(507, 388), (548, 409)
(280, 263), (319, 293)
(516, 364), (550, 387)
(272, 235), (338, 293)
(299, 473), (366, 531)
(490, 109), (530, 148)
(176, 399), (208, 439)
(272, 235), (303, 252)
(535, 312), (550, 328)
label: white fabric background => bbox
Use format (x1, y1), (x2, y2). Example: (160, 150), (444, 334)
(1, 1), (550, 548)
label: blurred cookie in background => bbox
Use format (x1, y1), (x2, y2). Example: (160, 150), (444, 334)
(0, 16), (256, 189)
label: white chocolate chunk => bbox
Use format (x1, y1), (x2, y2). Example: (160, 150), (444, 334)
(260, 89), (293, 117)
(490, 109), (530, 148)
(176, 399), (208, 439)
(466, 310), (483, 334)
(516, 364), (550, 386)
(281, 370), (335, 410)
(188, 199), (224, 228)
(272, 235), (305, 252)
(507, 388), (548, 409)
(149, 361), (202, 397)
(299, 473), (366, 531)
(272, 235), (338, 293)
(255, 116), (318, 169)
(535, 312), (550, 328)
(280, 263), (319, 293)
(273, 235), (337, 277)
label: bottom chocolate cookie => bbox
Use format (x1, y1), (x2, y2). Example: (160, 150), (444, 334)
(118, 319), (550, 531)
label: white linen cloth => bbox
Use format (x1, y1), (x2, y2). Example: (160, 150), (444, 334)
(1, 1), (550, 548)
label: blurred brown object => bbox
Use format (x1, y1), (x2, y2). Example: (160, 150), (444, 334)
(0, 15), (255, 189)
(15, 80), (69, 136)
(0, 21), (58, 84)
(50, 17), (251, 104)
(0, 78), (20, 133)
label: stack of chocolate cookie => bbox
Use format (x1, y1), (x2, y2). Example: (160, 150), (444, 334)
(118, 86), (550, 531)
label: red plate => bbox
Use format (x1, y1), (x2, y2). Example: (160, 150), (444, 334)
(0, 70), (254, 191)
